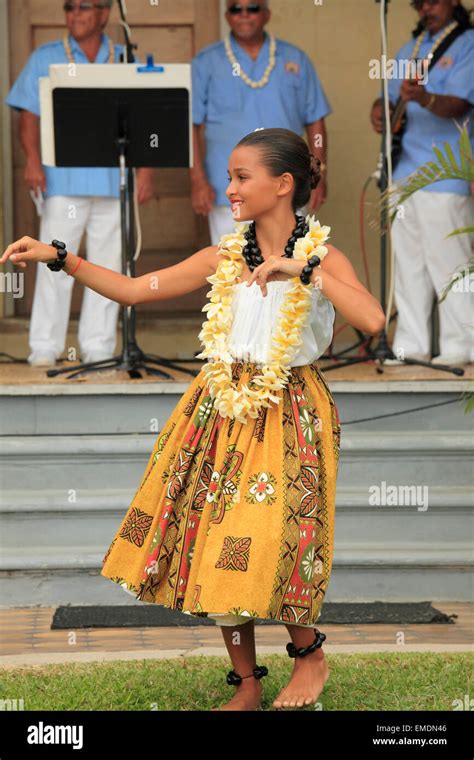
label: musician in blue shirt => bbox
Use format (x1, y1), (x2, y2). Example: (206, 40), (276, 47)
(5, 0), (154, 368)
(370, 0), (474, 366)
(190, 0), (331, 245)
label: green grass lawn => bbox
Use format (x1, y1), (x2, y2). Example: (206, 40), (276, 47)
(1, 652), (472, 711)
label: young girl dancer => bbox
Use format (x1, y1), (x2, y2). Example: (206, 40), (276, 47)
(1, 128), (385, 712)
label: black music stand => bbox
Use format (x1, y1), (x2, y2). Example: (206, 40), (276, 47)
(44, 61), (201, 380)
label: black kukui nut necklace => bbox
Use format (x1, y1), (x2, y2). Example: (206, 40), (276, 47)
(242, 212), (321, 284)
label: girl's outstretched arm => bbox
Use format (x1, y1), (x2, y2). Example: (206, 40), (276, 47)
(130, 245), (222, 305)
(0, 237), (221, 307)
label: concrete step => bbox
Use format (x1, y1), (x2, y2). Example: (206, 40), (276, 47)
(0, 486), (472, 551)
(1, 432), (472, 490)
(0, 482), (472, 605)
(1, 558), (471, 607)
(1, 383), (472, 436)
(1, 543), (472, 573)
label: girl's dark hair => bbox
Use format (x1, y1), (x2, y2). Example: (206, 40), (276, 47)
(412, 3), (473, 36)
(235, 128), (320, 212)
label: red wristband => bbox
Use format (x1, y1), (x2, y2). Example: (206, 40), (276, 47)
(67, 257), (83, 276)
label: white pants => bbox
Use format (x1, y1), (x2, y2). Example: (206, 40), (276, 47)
(208, 612), (318, 628)
(29, 195), (121, 360)
(390, 190), (474, 360)
(208, 203), (309, 247)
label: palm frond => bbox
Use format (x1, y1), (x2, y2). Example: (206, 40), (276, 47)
(379, 124), (474, 225)
(438, 263), (474, 303)
(446, 226), (474, 239)
(463, 393), (474, 415)
(458, 127), (472, 174)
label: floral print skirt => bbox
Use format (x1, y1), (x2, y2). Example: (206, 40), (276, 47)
(101, 360), (341, 627)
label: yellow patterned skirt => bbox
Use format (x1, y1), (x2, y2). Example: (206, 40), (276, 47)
(101, 360), (341, 627)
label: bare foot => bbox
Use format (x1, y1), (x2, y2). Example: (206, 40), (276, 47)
(272, 648), (330, 709)
(211, 679), (263, 711)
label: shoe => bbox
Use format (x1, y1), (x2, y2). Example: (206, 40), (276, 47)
(384, 352), (430, 366)
(211, 664), (269, 711)
(431, 353), (470, 366)
(81, 350), (113, 364)
(28, 351), (57, 367)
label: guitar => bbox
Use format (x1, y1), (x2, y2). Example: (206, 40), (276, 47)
(386, 23), (466, 174)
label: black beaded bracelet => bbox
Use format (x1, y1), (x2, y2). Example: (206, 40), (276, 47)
(300, 254), (321, 285)
(46, 239), (68, 271)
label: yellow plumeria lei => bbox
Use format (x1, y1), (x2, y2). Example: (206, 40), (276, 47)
(195, 214), (331, 424)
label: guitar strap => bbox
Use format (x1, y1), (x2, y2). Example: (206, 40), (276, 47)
(417, 24), (466, 74)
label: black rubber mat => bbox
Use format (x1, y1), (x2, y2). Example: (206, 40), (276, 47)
(51, 602), (457, 629)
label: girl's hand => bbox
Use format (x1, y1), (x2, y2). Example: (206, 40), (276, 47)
(0, 237), (59, 269)
(245, 256), (306, 297)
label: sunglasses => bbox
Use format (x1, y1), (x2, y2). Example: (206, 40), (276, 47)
(63, 1), (107, 11)
(228, 3), (265, 15)
(409, 0), (440, 10)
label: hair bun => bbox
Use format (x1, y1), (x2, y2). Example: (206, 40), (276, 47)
(309, 155), (320, 190)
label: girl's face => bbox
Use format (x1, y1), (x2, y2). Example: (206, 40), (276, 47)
(226, 146), (293, 220)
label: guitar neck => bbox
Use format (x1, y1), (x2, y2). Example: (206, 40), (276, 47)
(390, 96), (407, 132)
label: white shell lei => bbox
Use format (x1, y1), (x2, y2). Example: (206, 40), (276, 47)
(195, 214), (331, 424)
(224, 32), (276, 89)
(63, 34), (115, 64)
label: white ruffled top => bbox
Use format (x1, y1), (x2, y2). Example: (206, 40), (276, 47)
(227, 279), (335, 366)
